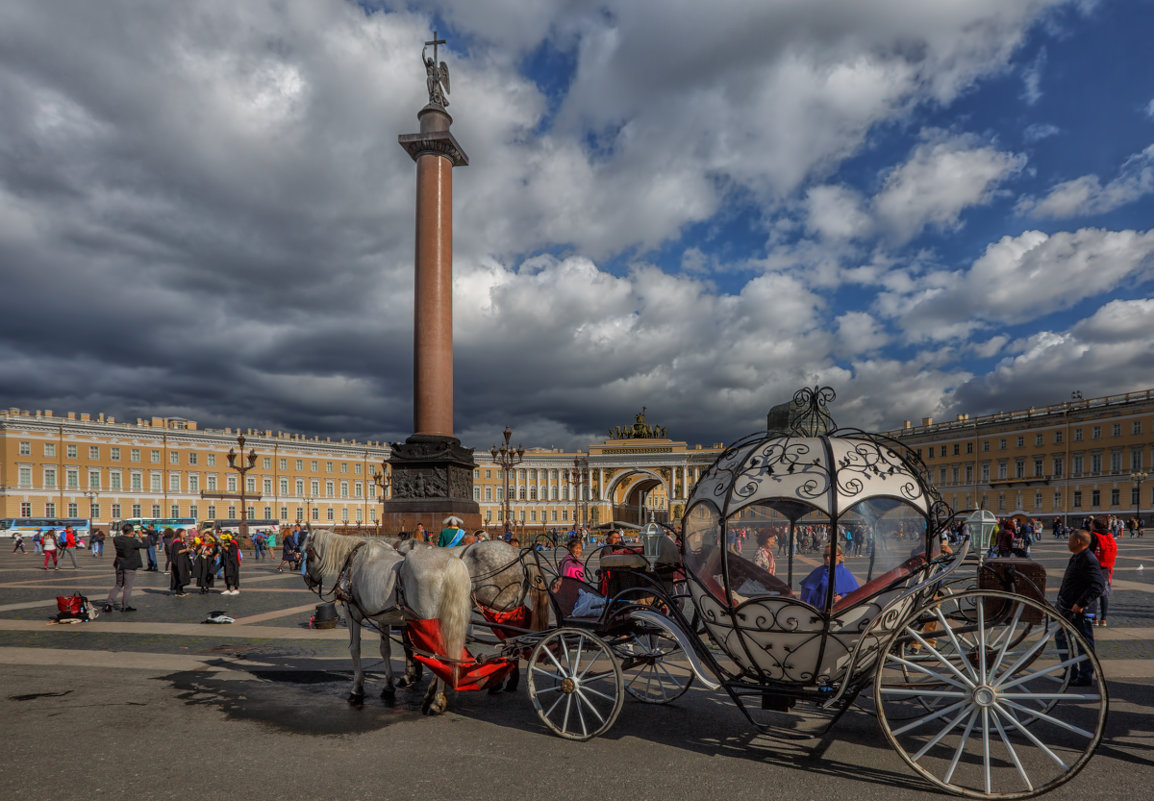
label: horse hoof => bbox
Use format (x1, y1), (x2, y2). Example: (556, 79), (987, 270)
(504, 670), (520, 694)
(347, 692), (365, 706)
(396, 676), (413, 689)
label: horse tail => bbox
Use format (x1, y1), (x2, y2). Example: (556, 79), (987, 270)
(437, 557), (473, 686)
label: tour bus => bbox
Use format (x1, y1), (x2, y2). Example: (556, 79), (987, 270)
(111, 517), (197, 534)
(0, 518), (91, 539)
(198, 518), (281, 535)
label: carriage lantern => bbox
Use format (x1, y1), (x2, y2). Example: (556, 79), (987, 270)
(640, 521), (663, 567)
(966, 507), (999, 563)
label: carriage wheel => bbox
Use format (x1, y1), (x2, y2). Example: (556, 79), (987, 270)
(527, 628), (623, 741)
(615, 625), (695, 704)
(875, 589), (1107, 798)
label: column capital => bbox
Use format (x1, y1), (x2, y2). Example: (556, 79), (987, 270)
(398, 130), (469, 166)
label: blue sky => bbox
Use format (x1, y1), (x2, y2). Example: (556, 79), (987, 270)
(0, 0), (1151, 450)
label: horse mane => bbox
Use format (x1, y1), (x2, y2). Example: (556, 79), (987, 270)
(309, 529), (377, 578)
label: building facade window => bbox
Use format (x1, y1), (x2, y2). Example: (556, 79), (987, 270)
(45, 443), (56, 457)
(66, 444), (78, 458)
(19, 441), (30, 455)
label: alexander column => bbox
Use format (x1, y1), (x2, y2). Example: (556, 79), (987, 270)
(383, 33), (480, 536)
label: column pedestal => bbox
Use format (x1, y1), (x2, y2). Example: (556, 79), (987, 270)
(381, 435), (481, 535)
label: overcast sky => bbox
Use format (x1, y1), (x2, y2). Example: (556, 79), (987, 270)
(2, 0), (1152, 452)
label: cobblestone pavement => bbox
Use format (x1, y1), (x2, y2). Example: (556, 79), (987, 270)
(1, 539), (1152, 801)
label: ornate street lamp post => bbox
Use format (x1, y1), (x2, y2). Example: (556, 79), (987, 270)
(490, 426), (524, 539)
(371, 462), (391, 536)
(303, 496), (315, 531)
(1132, 471), (1148, 533)
(571, 456), (588, 531)
(227, 435), (258, 539)
(82, 488), (100, 527)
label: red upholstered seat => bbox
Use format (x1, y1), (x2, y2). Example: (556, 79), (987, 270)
(832, 554), (926, 613)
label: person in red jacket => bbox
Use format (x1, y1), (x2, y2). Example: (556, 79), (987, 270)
(1090, 516), (1117, 627)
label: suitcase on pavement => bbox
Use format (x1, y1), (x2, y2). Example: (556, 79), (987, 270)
(979, 557), (1047, 624)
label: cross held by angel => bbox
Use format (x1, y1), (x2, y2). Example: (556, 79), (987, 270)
(423, 33), (450, 107)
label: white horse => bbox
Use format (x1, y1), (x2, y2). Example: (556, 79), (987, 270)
(398, 538), (550, 692)
(303, 529), (472, 714)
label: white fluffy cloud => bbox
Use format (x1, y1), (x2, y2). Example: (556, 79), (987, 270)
(1017, 143), (1154, 218)
(953, 298), (1154, 413)
(873, 133), (1027, 243)
(880, 228), (1154, 341)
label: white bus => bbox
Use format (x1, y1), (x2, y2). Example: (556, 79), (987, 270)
(198, 518), (281, 535)
(0, 517), (91, 538)
(111, 517), (197, 533)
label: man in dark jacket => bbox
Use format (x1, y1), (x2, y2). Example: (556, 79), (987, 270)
(1055, 528), (1106, 686)
(103, 524), (148, 613)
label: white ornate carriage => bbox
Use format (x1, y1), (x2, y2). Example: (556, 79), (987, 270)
(522, 387), (1107, 800)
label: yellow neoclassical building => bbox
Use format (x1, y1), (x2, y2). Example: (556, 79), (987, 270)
(3, 390), (1152, 535)
(0, 408), (393, 530)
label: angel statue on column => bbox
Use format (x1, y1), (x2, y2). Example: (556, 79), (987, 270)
(423, 42), (450, 107)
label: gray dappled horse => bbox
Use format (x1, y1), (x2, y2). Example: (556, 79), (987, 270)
(398, 539), (550, 692)
(303, 529), (471, 714)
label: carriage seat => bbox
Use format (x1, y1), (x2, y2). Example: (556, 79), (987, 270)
(831, 554), (926, 613)
(599, 553), (648, 570)
(549, 575), (605, 623)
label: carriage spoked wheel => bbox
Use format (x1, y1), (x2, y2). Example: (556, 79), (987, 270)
(614, 624), (694, 704)
(527, 628), (624, 741)
(875, 589), (1107, 798)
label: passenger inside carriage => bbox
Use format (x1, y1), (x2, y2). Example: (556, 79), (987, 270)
(799, 546), (860, 608)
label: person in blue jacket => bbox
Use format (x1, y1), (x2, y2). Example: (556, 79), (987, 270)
(800, 546), (859, 608)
